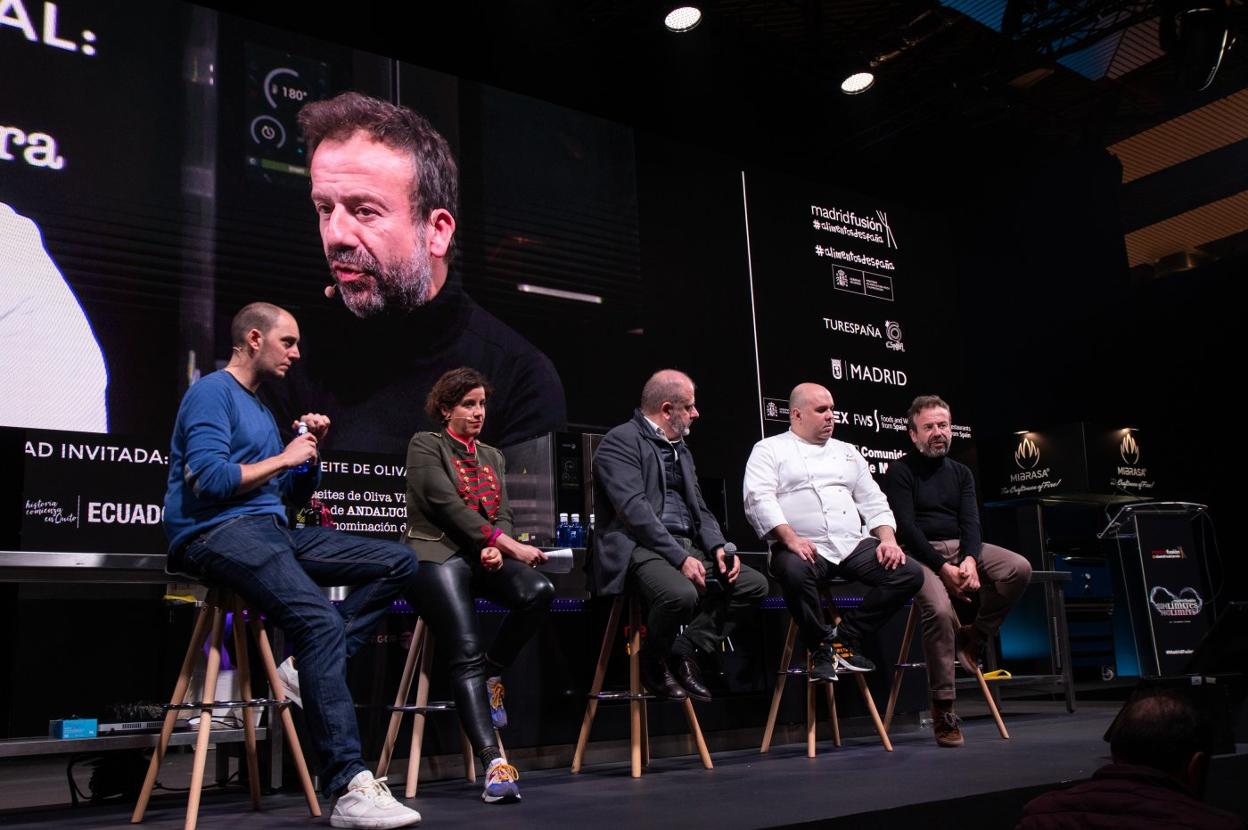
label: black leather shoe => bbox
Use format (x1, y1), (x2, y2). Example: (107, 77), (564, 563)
(639, 650), (687, 700)
(673, 655), (713, 702)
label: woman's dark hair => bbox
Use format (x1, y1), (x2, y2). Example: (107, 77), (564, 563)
(425, 367), (492, 423)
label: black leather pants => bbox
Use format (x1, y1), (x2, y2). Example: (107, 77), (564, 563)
(406, 554), (554, 754)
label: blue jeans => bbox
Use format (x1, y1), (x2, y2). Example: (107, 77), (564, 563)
(178, 514), (418, 796)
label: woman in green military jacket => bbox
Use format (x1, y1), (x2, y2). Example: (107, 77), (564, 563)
(403, 367), (553, 804)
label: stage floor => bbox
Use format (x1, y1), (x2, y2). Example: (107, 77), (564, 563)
(3, 700), (1242, 829)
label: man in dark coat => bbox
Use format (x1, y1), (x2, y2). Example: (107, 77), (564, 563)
(1017, 689), (1245, 829)
(591, 369), (768, 702)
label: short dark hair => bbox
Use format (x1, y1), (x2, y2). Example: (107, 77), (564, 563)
(1109, 689), (1210, 777)
(425, 367), (493, 423)
(230, 302), (286, 348)
(907, 395), (951, 430)
(298, 91), (459, 253)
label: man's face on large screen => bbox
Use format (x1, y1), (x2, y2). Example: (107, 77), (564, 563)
(310, 133), (433, 317)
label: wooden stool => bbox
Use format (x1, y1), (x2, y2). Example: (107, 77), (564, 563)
(760, 617), (894, 755)
(376, 618), (504, 798)
(570, 595), (713, 777)
(131, 589), (320, 830)
(881, 603), (1009, 739)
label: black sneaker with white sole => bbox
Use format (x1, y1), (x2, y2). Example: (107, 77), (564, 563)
(808, 645), (839, 682)
(828, 636), (875, 673)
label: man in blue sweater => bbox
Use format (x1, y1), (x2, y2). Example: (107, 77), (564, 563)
(164, 302), (422, 828)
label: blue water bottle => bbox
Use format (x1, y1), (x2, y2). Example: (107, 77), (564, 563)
(570, 513), (584, 547)
(293, 421), (311, 475)
(556, 512), (570, 546)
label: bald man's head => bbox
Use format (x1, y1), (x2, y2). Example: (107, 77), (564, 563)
(789, 383), (835, 444)
(788, 383), (826, 412)
(640, 369), (698, 440)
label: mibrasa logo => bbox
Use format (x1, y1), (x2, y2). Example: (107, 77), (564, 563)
(1120, 432), (1140, 465)
(1014, 436), (1040, 469)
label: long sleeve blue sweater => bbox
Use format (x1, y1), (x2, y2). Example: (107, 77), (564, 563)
(163, 370), (319, 552)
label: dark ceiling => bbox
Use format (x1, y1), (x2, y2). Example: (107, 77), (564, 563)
(204, 0), (1247, 171)
(206, 0), (1248, 267)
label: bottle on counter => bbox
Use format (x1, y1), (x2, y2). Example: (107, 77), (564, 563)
(569, 513), (584, 547)
(556, 512), (570, 546)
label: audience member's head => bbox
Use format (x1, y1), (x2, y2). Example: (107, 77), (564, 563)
(1108, 688), (1212, 792)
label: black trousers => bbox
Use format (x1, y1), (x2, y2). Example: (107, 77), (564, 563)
(628, 536), (769, 656)
(406, 554), (554, 756)
(770, 537), (923, 652)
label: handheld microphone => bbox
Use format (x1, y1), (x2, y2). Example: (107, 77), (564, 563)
(706, 543), (736, 593)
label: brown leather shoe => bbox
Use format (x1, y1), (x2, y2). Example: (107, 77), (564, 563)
(639, 650), (687, 700)
(673, 655), (713, 702)
(932, 705), (964, 747)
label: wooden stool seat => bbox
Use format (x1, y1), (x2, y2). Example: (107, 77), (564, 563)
(131, 588), (320, 830)
(882, 603), (1009, 739)
(571, 595), (713, 777)
(760, 617), (894, 755)
(376, 618), (504, 798)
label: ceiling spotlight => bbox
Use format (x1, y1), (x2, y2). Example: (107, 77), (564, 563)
(665, 6), (703, 33)
(841, 71), (875, 94)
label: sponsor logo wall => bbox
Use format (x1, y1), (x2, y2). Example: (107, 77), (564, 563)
(744, 173), (970, 476)
(978, 423), (1158, 500)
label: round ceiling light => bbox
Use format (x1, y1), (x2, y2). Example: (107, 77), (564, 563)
(665, 6), (703, 33)
(840, 71), (875, 95)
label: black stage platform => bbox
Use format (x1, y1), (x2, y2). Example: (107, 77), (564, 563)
(4, 701), (1245, 830)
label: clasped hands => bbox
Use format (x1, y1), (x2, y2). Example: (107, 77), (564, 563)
(939, 557), (981, 602)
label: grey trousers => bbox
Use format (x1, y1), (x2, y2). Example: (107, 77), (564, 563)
(917, 540), (1032, 702)
(628, 537), (769, 656)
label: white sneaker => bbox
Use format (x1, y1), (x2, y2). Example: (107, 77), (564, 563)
(276, 656), (301, 709)
(331, 771), (421, 828)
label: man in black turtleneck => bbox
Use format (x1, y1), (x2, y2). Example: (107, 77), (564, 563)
(260, 91), (564, 456)
(883, 395), (1031, 748)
